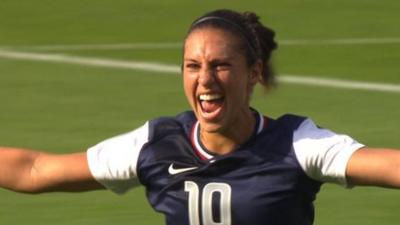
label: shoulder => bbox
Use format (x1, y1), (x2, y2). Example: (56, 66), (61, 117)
(248, 113), (308, 158)
(88, 111), (195, 152)
(249, 113), (308, 150)
(147, 111), (196, 141)
(267, 113), (308, 134)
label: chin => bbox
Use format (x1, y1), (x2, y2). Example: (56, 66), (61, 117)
(198, 119), (226, 133)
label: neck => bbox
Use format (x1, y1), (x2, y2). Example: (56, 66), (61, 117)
(199, 109), (256, 155)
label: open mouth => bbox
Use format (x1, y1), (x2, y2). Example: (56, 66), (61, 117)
(198, 93), (224, 119)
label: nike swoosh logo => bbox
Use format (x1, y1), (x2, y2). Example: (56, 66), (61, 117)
(168, 164), (198, 175)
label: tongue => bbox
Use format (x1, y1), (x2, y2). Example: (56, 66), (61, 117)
(201, 99), (223, 113)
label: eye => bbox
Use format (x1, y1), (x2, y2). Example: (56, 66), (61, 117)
(185, 62), (201, 71)
(214, 62), (231, 71)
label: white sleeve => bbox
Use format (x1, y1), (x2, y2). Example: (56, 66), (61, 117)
(293, 119), (364, 187)
(87, 122), (149, 194)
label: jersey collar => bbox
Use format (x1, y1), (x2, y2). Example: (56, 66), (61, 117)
(190, 110), (267, 160)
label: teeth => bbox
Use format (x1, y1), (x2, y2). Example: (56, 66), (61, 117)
(199, 94), (222, 101)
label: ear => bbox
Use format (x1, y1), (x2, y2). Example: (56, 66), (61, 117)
(249, 60), (263, 86)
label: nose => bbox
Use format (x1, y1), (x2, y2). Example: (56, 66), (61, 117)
(198, 67), (216, 87)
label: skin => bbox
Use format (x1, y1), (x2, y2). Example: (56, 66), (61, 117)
(183, 27), (261, 155)
(347, 147), (400, 187)
(0, 26), (399, 194)
(0, 147), (102, 193)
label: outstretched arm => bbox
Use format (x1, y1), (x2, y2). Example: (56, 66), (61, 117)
(0, 147), (104, 193)
(346, 147), (400, 188)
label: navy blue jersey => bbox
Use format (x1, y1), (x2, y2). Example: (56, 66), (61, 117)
(87, 110), (363, 225)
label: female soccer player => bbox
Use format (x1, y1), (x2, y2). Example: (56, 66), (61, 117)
(1, 9), (400, 225)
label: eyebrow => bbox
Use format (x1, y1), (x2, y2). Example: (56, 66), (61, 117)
(183, 58), (198, 62)
(183, 57), (235, 62)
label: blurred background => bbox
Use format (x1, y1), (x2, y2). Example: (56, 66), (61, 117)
(0, 0), (399, 224)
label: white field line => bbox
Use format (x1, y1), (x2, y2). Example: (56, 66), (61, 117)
(0, 49), (400, 93)
(0, 49), (180, 74)
(280, 37), (400, 45)
(1, 42), (183, 51)
(280, 75), (400, 93)
(1, 37), (400, 51)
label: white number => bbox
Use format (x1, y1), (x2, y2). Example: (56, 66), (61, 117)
(185, 181), (232, 225)
(185, 181), (201, 225)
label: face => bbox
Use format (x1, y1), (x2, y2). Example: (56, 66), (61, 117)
(183, 27), (261, 134)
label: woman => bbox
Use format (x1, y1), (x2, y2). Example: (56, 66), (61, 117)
(1, 9), (400, 225)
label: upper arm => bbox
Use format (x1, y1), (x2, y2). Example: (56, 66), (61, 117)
(293, 118), (364, 186)
(346, 147), (400, 188)
(31, 151), (104, 193)
(86, 122), (150, 194)
(34, 122), (150, 194)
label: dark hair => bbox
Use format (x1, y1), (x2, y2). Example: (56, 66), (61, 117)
(186, 9), (278, 89)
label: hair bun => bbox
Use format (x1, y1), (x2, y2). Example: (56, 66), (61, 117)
(242, 12), (277, 88)
(243, 12), (260, 24)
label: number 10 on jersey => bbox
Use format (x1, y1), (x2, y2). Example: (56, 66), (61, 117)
(185, 181), (232, 225)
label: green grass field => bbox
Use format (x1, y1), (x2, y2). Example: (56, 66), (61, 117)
(1, 0), (400, 224)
